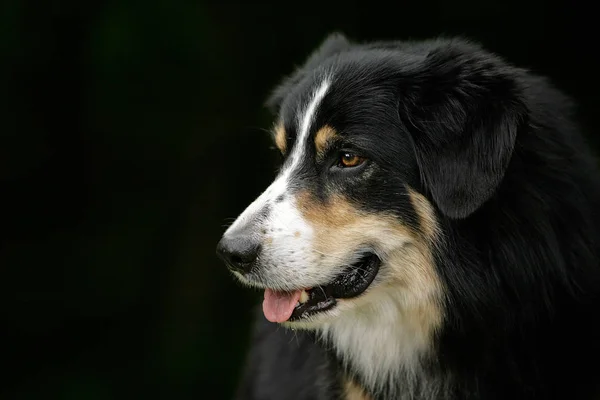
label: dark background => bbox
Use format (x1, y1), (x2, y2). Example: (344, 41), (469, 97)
(1, 1), (598, 399)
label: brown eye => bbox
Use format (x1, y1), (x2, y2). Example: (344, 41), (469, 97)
(339, 152), (366, 168)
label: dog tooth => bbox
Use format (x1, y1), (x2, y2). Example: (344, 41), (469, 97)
(299, 290), (309, 304)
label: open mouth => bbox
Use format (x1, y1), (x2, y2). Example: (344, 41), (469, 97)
(262, 253), (381, 323)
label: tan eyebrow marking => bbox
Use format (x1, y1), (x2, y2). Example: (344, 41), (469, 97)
(314, 125), (338, 158)
(274, 123), (286, 154)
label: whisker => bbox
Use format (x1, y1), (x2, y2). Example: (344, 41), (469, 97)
(244, 126), (274, 135)
(317, 285), (327, 298)
(312, 249), (351, 263)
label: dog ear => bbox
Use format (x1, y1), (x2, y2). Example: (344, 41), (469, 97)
(266, 32), (351, 113)
(400, 40), (527, 219)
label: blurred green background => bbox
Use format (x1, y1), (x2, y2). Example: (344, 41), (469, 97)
(1, 1), (598, 399)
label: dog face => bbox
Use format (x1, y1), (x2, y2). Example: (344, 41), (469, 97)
(217, 34), (524, 337)
(219, 70), (442, 330)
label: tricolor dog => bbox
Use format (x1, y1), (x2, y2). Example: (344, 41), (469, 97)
(217, 33), (600, 399)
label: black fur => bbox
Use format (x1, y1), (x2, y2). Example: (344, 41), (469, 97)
(234, 312), (342, 400)
(232, 34), (600, 399)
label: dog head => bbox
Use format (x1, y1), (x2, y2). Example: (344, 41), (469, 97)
(217, 33), (526, 332)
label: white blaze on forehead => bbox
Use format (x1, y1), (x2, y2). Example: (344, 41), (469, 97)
(225, 77), (331, 236)
(293, 78), (331, 169)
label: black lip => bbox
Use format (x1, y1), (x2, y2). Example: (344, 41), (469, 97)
(288, 253), (381, 321)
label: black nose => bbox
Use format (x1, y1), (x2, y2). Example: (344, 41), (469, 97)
(216, 235), (261, 274)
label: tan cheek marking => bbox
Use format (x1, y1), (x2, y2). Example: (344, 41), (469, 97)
(294, 231), (301, 238)
(296, 191), (415, 253)
(407, 187), (440, 241)
(314, 125), (338, 159)
(384, 240), (443, 345)
(274, 123), (286, 154)
(296, 190), (444, 348)
(343, 378), (372, 400)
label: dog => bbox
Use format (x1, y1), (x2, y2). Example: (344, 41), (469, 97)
(216, 33), (600, 399)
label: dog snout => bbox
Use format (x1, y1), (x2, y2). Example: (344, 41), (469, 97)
(216, 234), (262, 274)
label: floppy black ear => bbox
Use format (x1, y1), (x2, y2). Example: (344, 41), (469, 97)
(266, 32), (352, 113)
(400, 40), (528, 219)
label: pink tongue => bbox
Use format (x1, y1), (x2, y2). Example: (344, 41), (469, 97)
(263, 289), (302, 323)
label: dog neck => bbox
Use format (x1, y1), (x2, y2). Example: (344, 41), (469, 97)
(317, 291), (449, 399)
